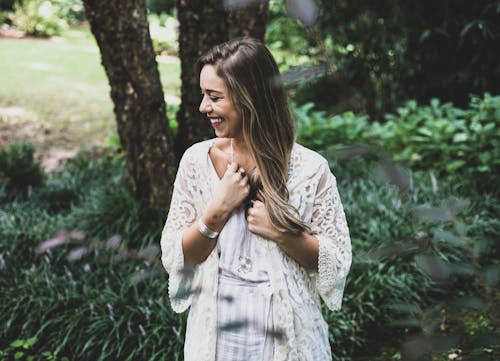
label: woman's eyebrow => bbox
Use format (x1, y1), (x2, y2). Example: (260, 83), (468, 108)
(202, 88), (224, 95)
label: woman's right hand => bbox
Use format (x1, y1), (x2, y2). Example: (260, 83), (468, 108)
(199, 162), (250, 235)
(210, 162), (250, 217)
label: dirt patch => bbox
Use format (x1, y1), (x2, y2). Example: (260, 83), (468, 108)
(0, 24), (65, 42)
(0, 106), (48, 143)
(38, 148), (80, 173)
(0, 24), (25, 39)
(0, 106), (86, 173)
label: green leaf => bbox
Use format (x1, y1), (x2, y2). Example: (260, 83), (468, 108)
(478, 152), (491, 163)
(387, 303), (422, 315)
(415, 254), (450, 282)
(14, 351), (24, 360)
(483, 122), (495, 132)
(10, 340), (25, 348)
(445, 160), (466, 172)
(484, 265), (500, 286)
(460, 21), (477, 37)
(419, 29), (431, 42)
(448, 262), (475, 276)
(454, 221), (468, 236)
(433, 230), (462, 246)
(413, 206), (452, 222)
(417, 128), (433, 137)
(453, 133), (468, 142)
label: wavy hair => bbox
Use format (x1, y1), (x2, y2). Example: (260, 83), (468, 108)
(198, 38), (310, 235)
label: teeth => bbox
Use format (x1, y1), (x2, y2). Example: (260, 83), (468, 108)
(210, 118), (222, 124)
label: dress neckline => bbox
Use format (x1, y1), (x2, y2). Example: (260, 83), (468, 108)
(207, 140), (223, 182)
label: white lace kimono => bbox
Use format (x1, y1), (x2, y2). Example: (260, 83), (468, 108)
(160, 139), (352, 361)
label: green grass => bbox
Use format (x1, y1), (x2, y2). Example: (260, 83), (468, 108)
(0, 26), (180, 153)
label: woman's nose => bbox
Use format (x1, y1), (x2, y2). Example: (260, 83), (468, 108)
(199, 95), (211, 113)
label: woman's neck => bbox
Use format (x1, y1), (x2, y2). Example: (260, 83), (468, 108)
(230, 138), (255, 171)
(230, 137), (250, 156)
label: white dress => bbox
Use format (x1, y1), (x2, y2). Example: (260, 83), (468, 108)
(160, 139), (352, 361)
(207, 154), (274, 360)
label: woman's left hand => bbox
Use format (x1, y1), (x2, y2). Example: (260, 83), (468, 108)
(246, 199), (283, 243)
(247, 195), (320, 270)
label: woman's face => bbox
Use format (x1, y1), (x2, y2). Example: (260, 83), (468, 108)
(199, 65), (242, 139)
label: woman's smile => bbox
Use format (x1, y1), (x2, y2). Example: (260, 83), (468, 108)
(209, 117), (223, 128)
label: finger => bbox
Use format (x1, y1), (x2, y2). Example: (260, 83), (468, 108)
(246, 214), (255, 225)
(253, 200), (264, 209)
(246, 207), (255, 217)
(239, 176), (249, 187)
(242, 184), (250, 198)
(225, 162), (238, 175)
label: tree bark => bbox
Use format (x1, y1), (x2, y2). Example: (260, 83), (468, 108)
(83, 0), (177, 210)
(174, 0), (269, 159)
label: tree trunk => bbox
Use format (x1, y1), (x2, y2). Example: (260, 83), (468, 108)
(83, 0), (177, 210)
(175, 0), (269, 159)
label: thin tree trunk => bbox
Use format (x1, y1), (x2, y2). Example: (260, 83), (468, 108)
(175, 0), (269, 159)
(83, 0), (177, 210)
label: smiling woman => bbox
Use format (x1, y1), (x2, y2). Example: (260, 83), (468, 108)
(199, 64), (243, 139)
(160, 37), (352, 361)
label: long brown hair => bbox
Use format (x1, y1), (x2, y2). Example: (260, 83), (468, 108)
(198, 38), (310, 235)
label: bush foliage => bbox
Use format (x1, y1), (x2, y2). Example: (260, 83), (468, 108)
(295, 93), (500, 193)
(12, 0), (67, 37)
(267, 0), (500, 118)
(0, 141), (44, 191)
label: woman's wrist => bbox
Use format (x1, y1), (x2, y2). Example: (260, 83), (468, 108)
(202, 201), (232, 232)
(271, 229), (292, 246)
(197, 218), (219, 239)
(274, 230), (306, 247)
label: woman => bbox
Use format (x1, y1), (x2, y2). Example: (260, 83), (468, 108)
(160, 38), (351, 361)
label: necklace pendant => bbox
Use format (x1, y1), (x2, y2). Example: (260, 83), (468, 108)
(238, 256), (252, 273)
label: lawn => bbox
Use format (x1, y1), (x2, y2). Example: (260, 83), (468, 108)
(0, 26), (180, 167)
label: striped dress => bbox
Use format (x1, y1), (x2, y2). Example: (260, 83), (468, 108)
(208, 157), (274, 361)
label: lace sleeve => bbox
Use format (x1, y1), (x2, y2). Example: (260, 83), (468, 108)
(160, 149), (201, 313)
(311, 162), (352, 310)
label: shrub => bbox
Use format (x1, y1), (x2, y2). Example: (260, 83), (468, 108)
(13, 0), (67, 37)
(0, 141), (44, 191)
(51, 0), (85, 25)
(293, 93), (500, 193)
(146, 0), (175, 15)
(148, 12), (178, 56)
(0, 9), (12, 24)
(368, 93), (500, 191)
(294, 101), (369, 150)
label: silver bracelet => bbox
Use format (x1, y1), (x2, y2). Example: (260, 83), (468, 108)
(197, 217), (219, 239)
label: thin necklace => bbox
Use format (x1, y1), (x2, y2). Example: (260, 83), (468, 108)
(229, 138), (253, 273)
(230, 139), (256, 173)
(230, 138), (234, 164)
